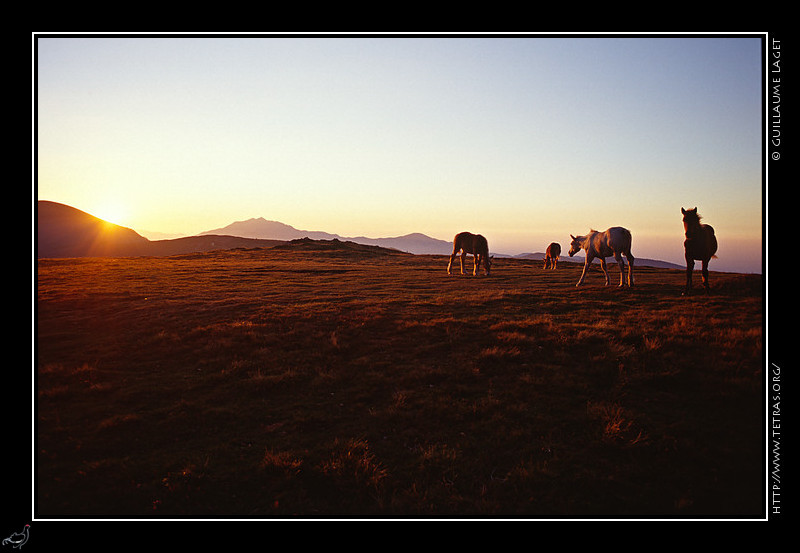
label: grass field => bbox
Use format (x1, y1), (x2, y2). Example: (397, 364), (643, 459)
(35, 242), (765, 518)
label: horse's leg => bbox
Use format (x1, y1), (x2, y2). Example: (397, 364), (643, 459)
(543, 257), (549, 269)
(553, 257), (557, 270)
(460, 252), (466, 275)
(447, 250), (457, 274)
(626, 251), (635, 287)
(576, 254), (593, 286)
(473, 254), (480, 276)
(600, 258), (610, 286)
(701, 258), (711, 293)
(683, 255), (694, 295)
(614, 252), (625, 287)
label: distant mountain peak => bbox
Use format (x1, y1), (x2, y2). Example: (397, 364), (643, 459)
(197, 219), (454, 254)
(200, 218), (340, 242)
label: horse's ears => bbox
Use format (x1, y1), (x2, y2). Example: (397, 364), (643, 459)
(681, 207), (686, 214)
(570, 234), (575, 239)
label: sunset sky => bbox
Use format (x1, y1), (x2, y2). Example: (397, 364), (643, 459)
(35, 34), (764, 273)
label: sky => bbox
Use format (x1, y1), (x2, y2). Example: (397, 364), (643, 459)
(35, 34), (764, 273)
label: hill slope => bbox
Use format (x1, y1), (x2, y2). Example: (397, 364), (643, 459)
(37, 201), (151, 258)
(36, 201), (285, 258)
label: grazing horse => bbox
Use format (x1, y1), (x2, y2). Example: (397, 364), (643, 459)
(681, 207), (718, 295)
(543, 242), (561, 269)
(447, 231), (492, 276)
(568, 227), (635, 287)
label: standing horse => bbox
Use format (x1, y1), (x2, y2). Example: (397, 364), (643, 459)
(447, 231), (492, 276)
(543, 242), (561, 269)
(568, 227), (635, 287)
(681, 207), (718, 295)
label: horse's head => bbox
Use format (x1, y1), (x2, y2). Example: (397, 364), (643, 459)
(568, 234), (583, 257)
(485, 255), (493, 276)
(682, 207), (700, 222)
(682, 207), (700, 232)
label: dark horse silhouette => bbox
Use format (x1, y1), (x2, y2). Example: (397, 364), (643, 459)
(447, 232), (492, 276)
(681, 207), (718, 295)
(543, 242), (561, 269)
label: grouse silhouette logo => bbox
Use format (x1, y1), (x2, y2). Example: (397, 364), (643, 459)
(2, 525), (29, 549)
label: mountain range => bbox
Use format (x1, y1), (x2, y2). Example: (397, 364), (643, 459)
(200, 217), (455, 255)
(35, 200), (684, 269)
(36, 202), (283, 258)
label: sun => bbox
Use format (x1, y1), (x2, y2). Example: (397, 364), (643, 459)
(93, 201), (130, 227)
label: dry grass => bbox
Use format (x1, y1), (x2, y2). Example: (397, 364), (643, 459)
(35, 245), (764, 518)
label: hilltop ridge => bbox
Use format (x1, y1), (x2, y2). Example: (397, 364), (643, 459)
(35, 200), (684, 269)
(37, 200), (151, 258)
(35, 202), (452, 259)
(36, 201), (283, 258)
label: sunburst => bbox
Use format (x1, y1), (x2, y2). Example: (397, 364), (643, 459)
(93, 201), (130, 227)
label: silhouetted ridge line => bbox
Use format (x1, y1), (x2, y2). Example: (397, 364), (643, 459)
(36, 201), (283, 258)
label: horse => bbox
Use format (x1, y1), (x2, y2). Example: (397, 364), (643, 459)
(447, 231), (492, 276)
(543, 242), (561, 269)
(681, 207), (718, 295)
(568, 227), (635, 287)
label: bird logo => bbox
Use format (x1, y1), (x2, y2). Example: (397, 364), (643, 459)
(2, 525), (29, 549)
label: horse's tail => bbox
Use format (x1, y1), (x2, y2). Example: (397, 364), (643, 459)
(622, 227), (633, 250)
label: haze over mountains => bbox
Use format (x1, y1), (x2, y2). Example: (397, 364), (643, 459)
(35, 200), (684, 269)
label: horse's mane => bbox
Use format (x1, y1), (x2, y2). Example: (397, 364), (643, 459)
(684, 208), (703, 223)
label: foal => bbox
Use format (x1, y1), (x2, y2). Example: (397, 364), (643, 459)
(543, 242), (561, 269)
(681, 207), (718, 294)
